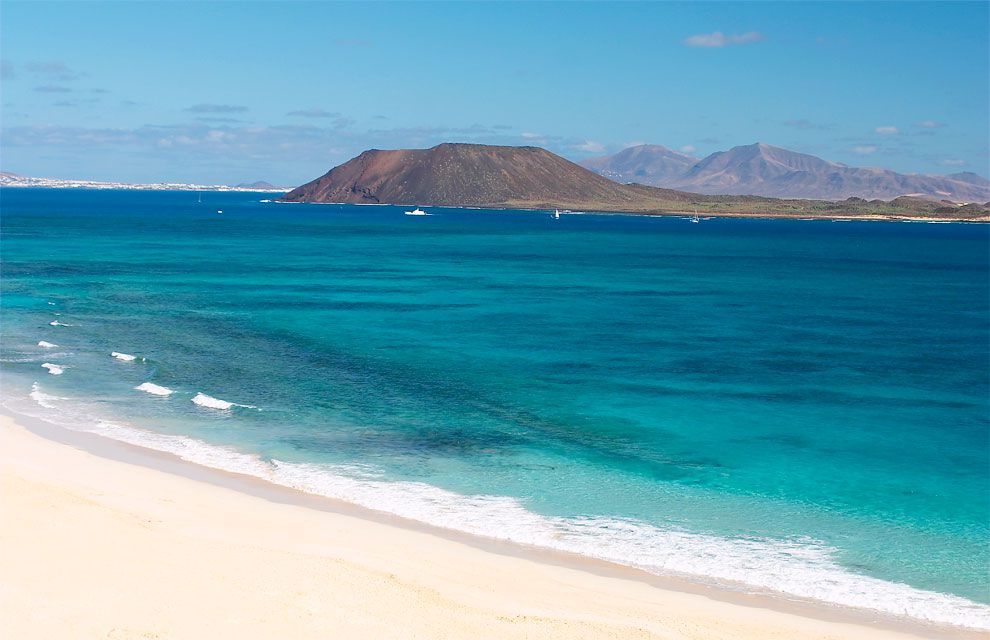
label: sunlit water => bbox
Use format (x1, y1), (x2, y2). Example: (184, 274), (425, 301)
(2, 188), (987, 628)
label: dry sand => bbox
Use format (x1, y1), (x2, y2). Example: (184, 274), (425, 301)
(0, 414), (969, 639)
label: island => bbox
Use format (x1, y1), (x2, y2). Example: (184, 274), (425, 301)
(280, 143), (990, 222)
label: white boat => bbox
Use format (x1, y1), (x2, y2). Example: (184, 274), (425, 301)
(405, 207), (428, 216)
(691, 210), (700, 223)
(552, 209), (561, 219)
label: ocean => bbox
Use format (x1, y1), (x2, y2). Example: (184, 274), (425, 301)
(2, 188), (988, 629)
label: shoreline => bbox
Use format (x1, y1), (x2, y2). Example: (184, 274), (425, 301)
(1, 406), (981, 639)
(272, 199), (990, 223)
(3, 185), (985, 222)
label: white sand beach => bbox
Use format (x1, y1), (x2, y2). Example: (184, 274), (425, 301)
(0, 413), (973, 640)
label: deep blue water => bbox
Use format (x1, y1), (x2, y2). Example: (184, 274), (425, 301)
(2, 188), (988, 627)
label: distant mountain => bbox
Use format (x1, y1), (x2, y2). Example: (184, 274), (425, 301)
(947, 172), (990, 187)
(580, 144), (697, 185)
(235, 180), (278, 189)
(581, 143), (989, 202)
(281, 143), (647, 209)
(280, 143), (988, 221)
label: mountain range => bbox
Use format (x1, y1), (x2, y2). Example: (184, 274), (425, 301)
(280, 143), (989, 221)
(580, 143), (989, 202)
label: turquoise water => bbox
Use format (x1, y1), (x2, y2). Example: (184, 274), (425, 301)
(2, 188), (988, 627)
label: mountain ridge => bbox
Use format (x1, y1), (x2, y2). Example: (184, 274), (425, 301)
(581, 143), (989, 202)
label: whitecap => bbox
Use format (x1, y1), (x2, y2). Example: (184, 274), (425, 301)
(37, 341), (58, 348)
(41, 363), (65, 375)
(191, 392), (256, 410)
(111, 351), (137, 362)
(49, 320), (72, 327)
(134, 382), (173, 396)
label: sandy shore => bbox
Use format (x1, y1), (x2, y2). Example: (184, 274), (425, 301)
(0, 413), (973, 639)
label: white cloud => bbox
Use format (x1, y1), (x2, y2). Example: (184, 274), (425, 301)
(874, 126), (899, 135)
(25, 61), (83, 81)
(185, 104), (249, 114)
(34, 84), (72, 93)
(574, 140), (605, 153)
(851, 145), (877, 155)
(683, 31), (764, 48)
(1, 121), (619, 184)
(941, 159), (966, 167)
(520, 132), (543, 139)
(680, 145), (696, 154)
(624, 140), (646, 148)
(916, 120), (944, 129)
(287, 108), (339, 118)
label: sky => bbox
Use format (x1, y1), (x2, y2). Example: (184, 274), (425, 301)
(1, 1), (987, 186)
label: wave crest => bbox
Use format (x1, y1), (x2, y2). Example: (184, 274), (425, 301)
(191, 392), (256, 410)
(135, 382), (173, 396)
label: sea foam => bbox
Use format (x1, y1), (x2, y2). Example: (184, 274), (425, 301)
(191, 392), (255, 410)
(41, 363), (65, 375)
(49, 320), (72, 327)
(3, 398), (987, 631)
(192, 392), (234, 409)
(135, 382), (173, 396)
(38, 341), (58, 348)
(111, 351), (137, 362)
(28, 382), (62, 408)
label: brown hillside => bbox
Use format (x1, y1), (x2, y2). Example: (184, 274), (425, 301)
(280, 143), (645, 209)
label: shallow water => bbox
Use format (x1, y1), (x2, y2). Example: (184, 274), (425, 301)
(2, 188), (987, 627)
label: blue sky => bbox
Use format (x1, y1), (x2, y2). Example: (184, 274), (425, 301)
(1, 1), (987, 185)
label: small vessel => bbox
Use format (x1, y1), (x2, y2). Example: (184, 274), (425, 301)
(405, 207), (428, 216)
(691, 209), (700, 223)
(216, 209), (223, 215)
(552, 209), (561, 219)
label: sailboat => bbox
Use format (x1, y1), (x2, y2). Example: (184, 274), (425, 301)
(552, 209), (561, 220)
(691, 209), (700, 223)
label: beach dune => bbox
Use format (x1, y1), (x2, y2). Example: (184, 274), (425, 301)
(0, 414), (965, 639)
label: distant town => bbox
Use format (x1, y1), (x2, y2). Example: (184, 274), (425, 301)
(0, 173), (288, 193)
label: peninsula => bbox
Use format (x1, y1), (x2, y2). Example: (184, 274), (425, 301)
(280, 144), (989, 222)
